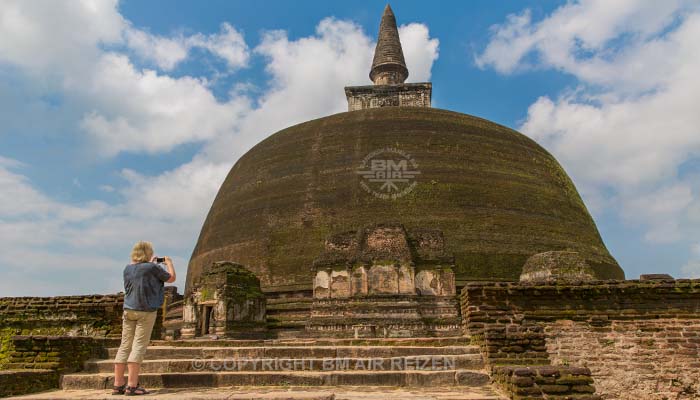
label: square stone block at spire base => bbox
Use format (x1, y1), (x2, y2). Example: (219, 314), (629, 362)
(345, 83), (432, 111)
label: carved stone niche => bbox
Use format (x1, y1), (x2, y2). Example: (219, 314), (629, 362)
(311, 224), (456, 299)
(307, 223), (460, 338)
(181, 261), (267, 339)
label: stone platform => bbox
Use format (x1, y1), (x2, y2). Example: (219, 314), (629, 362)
(8, 386), (505, 399)
(7, 337), (504, 399)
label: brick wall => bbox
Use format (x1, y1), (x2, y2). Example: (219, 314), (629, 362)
(0, 294), (125, 337)
(0, 370), (58, 398)
(0, 294), (165, 339)
(492, 365), (599, 400)
(0, 294), (164, 373)
(6, 336), (114, 372)
(546, 319), (700, 399)
(460, 279), (700, 399)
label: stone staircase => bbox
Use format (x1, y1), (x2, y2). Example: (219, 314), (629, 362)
(265, 296), (313, 335)
(35, 337), (505, 399)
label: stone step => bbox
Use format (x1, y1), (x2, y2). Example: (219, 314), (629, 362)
(267, 302), (313, 311)
(61, 370), (491, 390)
(266, 297), (314, 305)
(106, 345), (480, 360)
(268, 314), (313, 322)
(149, 336), (471, 347)
(7, 385), (506, 399)
(270, 329), (306, 339)
(268, 320), (307, 329)
(86, 354), (484, 373)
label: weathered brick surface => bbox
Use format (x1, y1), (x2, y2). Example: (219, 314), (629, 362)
(0, 294), (125, 337)
(460, 279), (700, 399)
(492, 365), (599, 400)
(6, 336), (113, 373)
(0, 294), (164, 340)
(0, 294), (164, 374)
(546, 319), (700, 399)
(0, 369), (58, 397)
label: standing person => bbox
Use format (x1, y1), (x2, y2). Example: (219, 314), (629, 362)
(113, 241), (176, 396)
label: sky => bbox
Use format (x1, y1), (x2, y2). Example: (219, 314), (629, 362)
(1, 0), (699, 296)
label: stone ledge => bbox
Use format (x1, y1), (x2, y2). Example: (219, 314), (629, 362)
(463, 278), (699, 289)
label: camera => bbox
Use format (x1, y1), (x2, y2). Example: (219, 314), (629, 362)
(155, 257), (166, 263)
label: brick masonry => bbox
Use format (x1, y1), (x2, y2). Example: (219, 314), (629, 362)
(546, 319), (700, 399)
(0, 293), (164, 397)
(0, 294), (125, 338)
(6, 335), (115, 372)
(0, 335), (117, 396)
(492, 365), (599, 400)
(460, 279), (700, 399)
(0, 294), (163, 341)
(0, 369), (58, 398)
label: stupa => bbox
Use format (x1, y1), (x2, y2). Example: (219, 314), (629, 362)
(186, 4), (623, 307)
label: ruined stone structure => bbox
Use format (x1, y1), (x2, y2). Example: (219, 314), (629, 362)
(2, 5), (697, 400)
(181, 261), (266, 339)
(307, 223), (460, 337)
(461, 279), (700, 399)
(519, 251), (596, 283)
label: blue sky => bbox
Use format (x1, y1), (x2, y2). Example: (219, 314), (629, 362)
(1, 0), (699, 296)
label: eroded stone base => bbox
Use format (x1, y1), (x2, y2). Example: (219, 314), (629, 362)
(306, 295), (461, 338)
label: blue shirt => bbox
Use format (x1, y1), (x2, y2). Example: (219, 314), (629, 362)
(123, 262), (171, 312)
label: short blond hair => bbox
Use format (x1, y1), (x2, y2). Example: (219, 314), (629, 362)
(131, 241), (154, 263)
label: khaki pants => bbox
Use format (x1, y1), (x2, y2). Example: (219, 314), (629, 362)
(114, 309), (158, 364)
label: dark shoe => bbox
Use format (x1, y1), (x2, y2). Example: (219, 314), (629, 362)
(112, 383), (126, 395)
(125, 385), (149, 396)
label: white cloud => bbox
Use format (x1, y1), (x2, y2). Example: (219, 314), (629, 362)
(124, 28), (189, 71)
(187, 23), (249, 70)
(120, 159), (230, 221)
(400, 23), (439, 82)
(0, 0), (125, 74)
(0, 157), (197, 295)
(475, 0), (691, 84)
(78, 53), (251, 156)
(125, 22), (249, 71)
(683, 243), (700, 278)
(477, 0), (700, 276)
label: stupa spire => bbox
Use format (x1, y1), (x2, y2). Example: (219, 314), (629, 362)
(344, 4), (431, 111)
(370, 4), (408, 85)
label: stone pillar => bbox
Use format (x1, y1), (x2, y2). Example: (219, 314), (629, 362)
(330, 269), (351, 298)
(415, 270), (440, 296)
(180, 301), (197, 339)
(351, 266), (368, 296)
(314, 270), (331, 299)
(439, 268), (456, 296)
(368, 264), (399, 295)
(398, 265), (415, 294)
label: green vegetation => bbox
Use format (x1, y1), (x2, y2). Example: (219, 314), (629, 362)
(0, 328), (15, 369)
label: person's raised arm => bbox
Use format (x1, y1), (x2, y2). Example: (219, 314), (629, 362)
(163, 256), (176, 284)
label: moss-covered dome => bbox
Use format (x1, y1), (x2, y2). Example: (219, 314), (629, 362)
(187, 107), (623, 294)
